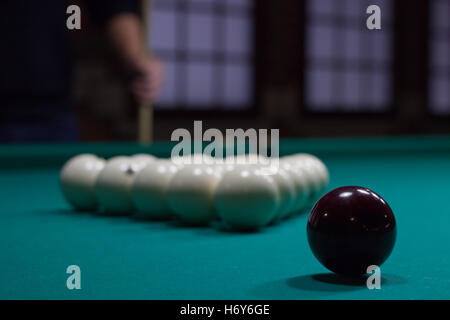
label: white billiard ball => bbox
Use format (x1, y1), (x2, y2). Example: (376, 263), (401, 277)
(131, 154), (157, 168)
(170, 154), (193, 169)
(280, 161), (311, 214)
(223, 155), (237, 166)
(60, 154), (105, 210)
(283, 156), (321, 202)
(214, 162), (235, 176)
(131, 159), (178, 220)
(95, 156), (147, 215)
(270, 167), (296, 222)
(234, 154), (253, 165)
(305, 157), (329, 193)
(287, 154), (329, 199)
(167, 164), (222, 225)
(310, 157), (329, 192)
(193, 153), (215, 165)
(214, 166), (280, 230)
(234, 153), (268, 166)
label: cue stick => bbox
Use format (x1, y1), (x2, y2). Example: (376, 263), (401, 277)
(138, 0), (153, 144)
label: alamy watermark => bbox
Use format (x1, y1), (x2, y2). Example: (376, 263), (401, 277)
(366, 265), (382, 290)
(66, 4), (382, 31)
(66, 265), (81, 290)
(170, 121), (279, 173)
(66, 5), (81, 30)
(366, 5), (382, 30)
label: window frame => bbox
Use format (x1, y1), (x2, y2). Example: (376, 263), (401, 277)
(143, 0), (262, 117)
(299, 0), (397, 119)
(426, 0), (450, 118)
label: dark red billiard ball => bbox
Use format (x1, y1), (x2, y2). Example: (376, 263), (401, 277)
(307, 186), (396, 276)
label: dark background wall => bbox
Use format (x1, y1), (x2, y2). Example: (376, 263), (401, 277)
(71, 0), (450, 142)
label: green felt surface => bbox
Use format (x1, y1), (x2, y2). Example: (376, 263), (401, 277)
(1, 136), (450, 299)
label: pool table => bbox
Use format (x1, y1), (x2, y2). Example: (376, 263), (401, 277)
(1, 135), (450, 300)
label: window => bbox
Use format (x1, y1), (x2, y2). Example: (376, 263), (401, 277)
(429, 0), (450, 115)
(147, 0), (255, 110)
(305, 0), (394, 113)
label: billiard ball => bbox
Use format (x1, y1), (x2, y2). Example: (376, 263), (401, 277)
(214, 166), (280, 230)
(214, 161), (235, 175)
(200, 153), (217, 165)
(166, 164), (222, 225)
(95, 156), (147, 214)
(270, 168), (297, 222)
(307, 186), (396, 276)
(234, 153), (267, 166)
(295, 154), (329, 195)
(131, 159), (178, 220)
(282, 156), (322, 202)
(279, 161), (310, 214)
(60, 154), (106, 210)
(170, 154), (193, 169)
(131, 154), (157, 167)
(313, 158), (329, 192)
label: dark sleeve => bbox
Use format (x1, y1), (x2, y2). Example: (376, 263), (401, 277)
(84, 0), (139, 27)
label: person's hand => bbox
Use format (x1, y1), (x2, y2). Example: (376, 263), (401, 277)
(129, 55), (164, 105)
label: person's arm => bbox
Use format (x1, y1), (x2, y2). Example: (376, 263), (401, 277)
(84, 0), (163, 104)
(106, 13), (164, 104)
(106, 13), (143, 63)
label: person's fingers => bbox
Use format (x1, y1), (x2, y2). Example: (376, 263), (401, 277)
(149, 59), (164, 76)
(133, 72), (162, 88)
(129, 56), (164, 103)
(131, 83), (161, 104)
(133, 70), (164, 90)
(133, 84), (161, 98)
(135, 73), (163, 85)
(139, 68), (164, 86)
(131, 81), (160, 95)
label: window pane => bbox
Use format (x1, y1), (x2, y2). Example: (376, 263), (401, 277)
(149, 0), (254, 110)
(307, 25), (334, 61)
(357, 72), (373, 108)
(150, 10), (177, 51)
(306, 69), (333, 109)
(187, 13), (215, 52)
(307, 0), (335, 16)
(225, 16), (253, 55)
(305, 0), (393, 112)
(431, 0), (450, 29)
(153, 0), (177, 9)
(431, 41), (450, 69)
(343, 28), (361, 61)
(189, 0), (216, 4)
(371, 32), (392, 63)
(430, 79), (450, 114)
(343, 71), (360, 107)
(224, 64), (252, 108)
(429, 0), (450, 115)
(341, 0), (363, 18)
(371, 72), (391, 110)
(186, 62), (215, 107)
(226, 0), (253, 9)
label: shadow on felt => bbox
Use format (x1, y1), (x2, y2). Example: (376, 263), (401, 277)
(250, 272), (407, 299)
